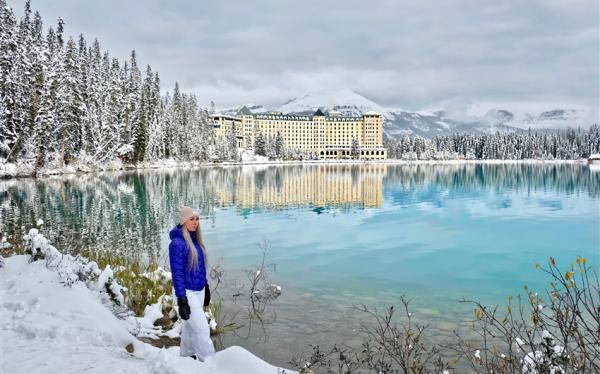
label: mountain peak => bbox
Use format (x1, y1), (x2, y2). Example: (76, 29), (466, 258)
(275, 89), (390, 118)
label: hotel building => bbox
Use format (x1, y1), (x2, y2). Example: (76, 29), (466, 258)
(211, 107), (387, 160)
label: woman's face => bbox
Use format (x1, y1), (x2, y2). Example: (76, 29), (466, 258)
(184, 215), (199, 232)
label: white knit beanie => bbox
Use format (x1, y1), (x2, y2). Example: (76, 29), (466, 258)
(179, 205), (198, 225)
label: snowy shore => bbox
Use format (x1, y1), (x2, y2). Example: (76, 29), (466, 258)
(0, 156), (588, 180)
(0, 232), (296, 374)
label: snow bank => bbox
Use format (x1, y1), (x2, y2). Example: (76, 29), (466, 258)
(0, 250), (295, 373)
(0, 157), (585, 179)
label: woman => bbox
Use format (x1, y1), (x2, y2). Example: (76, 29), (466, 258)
(169, 205), (215, 360)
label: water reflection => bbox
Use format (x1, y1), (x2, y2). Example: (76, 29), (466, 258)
(0, 163), (597, 255)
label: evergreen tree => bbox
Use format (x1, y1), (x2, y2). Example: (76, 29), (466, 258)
(0, 5), (20, 160)
(133, 64), (153, 162)
(254, 132), (266, 156)
(350, 136), (360, 159)
(57, 37), (83, 164)
(123, 50), (141, 161)
(226, 121), (238, 161)
(144, 72), (164, 161)
(274, 131), (284, 159)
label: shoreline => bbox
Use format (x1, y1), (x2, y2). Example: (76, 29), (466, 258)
(0, 157), (589, 180)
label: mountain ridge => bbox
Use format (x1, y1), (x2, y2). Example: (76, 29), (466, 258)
(218, 90), (591, 139)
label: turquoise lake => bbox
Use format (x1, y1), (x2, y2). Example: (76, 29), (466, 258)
(1, 163), (598, 365)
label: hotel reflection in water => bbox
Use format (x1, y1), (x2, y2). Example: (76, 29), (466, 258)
(212, 164), (387, 210)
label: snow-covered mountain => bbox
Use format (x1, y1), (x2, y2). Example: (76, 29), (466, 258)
(383, 110), (521, 138)
(522, 109), (584, 128)
(274, 89), (393, 118)
(219, 91), (591, 139)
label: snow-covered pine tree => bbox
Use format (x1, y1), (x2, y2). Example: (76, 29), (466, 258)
(185, 93), (202, 160)
(226, 120), (238, 161)
(25, 9), (45, 156)
(274, 131), (284, 159)
(91, 40), (103, 153)
(74, 33), (92, 156)
(144, 72), (164, 161)
(95, 56), (124, 162)
(266, 135), (276, 158)
(57, 37), (84, 165)
(133, 64), (152, 162)
(165, 83), (184, 159)
(122, 50), (141, 162)
(33, 64), (56, 171)
(199, 105), (214, 161)
(350, 136), (360, 159)
(8, 0), (38, 161)
(160, 91), (174, 159)
(0, 5), (21, 160)
(254, 132), (266, 156)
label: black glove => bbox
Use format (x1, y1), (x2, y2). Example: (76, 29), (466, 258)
(177, 297), (191, 320)
(204, 285), (211, 307)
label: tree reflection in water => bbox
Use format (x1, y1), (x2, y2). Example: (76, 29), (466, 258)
(0, 163), (597, 260)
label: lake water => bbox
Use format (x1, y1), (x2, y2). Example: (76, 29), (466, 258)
(1, 163), (598, 366)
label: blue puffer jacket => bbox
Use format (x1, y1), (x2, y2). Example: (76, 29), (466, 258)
(168, 225), (207, 298)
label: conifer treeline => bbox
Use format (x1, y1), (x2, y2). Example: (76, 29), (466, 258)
(0, 0), (214, 170)
(384, 127), (599, 160)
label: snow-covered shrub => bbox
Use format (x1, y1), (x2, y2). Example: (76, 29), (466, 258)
(23, 228), (62, 266)
(520, 330), (567, 374)
(402, 151), (418, 161)
(465, 149), (477, 160)
(97, 265), (126, 307)
(22, 229), (108, 290)
(77, 260), (101, 282)
(0, 235), (11, 249)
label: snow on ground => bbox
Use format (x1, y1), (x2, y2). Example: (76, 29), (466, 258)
(0, 254), (296, 374)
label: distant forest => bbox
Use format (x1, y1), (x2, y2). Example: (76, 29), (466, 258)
(1, 1), (598, 170)
(384, 127), (599, 160)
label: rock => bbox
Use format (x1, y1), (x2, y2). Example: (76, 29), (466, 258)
(125, 343), (134, 353)
(153, 316), (174, 330)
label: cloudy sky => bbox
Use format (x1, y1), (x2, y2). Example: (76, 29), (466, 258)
(10, 0), (599, 119)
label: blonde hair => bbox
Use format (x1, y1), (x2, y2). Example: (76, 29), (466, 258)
(182, 222), (208, 271)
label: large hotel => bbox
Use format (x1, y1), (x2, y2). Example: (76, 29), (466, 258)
(211, 107), (387, 160)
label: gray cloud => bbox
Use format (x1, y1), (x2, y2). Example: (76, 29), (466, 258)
(9, 0), (599, 119)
